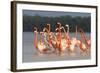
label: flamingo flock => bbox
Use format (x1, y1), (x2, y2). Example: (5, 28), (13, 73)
(33, 22), (91, 56)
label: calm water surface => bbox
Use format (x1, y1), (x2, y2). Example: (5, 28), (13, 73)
(23, 32), (91, 63)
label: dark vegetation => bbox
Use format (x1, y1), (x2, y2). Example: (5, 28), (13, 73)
(23, 15), (91, 32)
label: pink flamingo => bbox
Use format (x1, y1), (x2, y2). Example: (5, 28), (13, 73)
(79, 28), (91, 49)
(33, 27), (48, 55)
(43, 25), (56, 53)
(55, 22), (69, 55)
(59, 26), (68, 55)
(43, 26), (53, 48)
(65, 25), (77, 55)
(76, 28), (91, 55)
(45, 23), (62, 53)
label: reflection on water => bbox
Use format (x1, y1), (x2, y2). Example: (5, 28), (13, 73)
(23, 32), (91, 63)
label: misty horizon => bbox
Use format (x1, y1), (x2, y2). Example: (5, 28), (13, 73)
(23, 10), (91, 17)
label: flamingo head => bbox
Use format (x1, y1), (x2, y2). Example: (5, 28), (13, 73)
(65, 24), (69, 28)
(47, 23), (50, 26)
(46, 23), (50, 29)
(55, 26), (63, 32)
(57, 22), (62, 27)
(34, 27), (37, 32)
(57, 22), (61, 25)
(55, 28), (58, 31)
(43, 28), (46, 32)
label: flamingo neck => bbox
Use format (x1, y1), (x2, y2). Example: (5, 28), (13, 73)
(48, 24), (50, 33)
(34, 31), (38, 48)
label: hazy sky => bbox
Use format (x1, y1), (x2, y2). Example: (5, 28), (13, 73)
(23, 10), (91, 17)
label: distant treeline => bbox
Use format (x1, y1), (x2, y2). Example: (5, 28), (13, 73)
(23, 15), (91, 32)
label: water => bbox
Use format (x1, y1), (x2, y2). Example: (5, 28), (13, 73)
(23, 32), (91, 63)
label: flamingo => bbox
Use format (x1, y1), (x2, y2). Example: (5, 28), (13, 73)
(58, 25), (76, 55)
(49, 32), (59, 53)
(43, 25), (54, 47)
(46, 23), (53, 47)
(47, 23), (51, 33)
(59, 26), (68, 54)
(43, 27), (49, 44)
(76, 28), (91, 55)
(79, 28), (91, 49)
(55, 23), (75, 55)
(67, 26), (77, 55)
(65, 25), (71, 48)
(52, 22), (61, 54)
(77, 40), (88, 56)
(45, 23), (62, 53)
(55, 24), (77, 56)
(33, 27), (48, 55)
(46, 23), (57, 45)
(46, 24), (59, 52)
(55, 22), (68, 55)
(43, 27), (54, 51)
